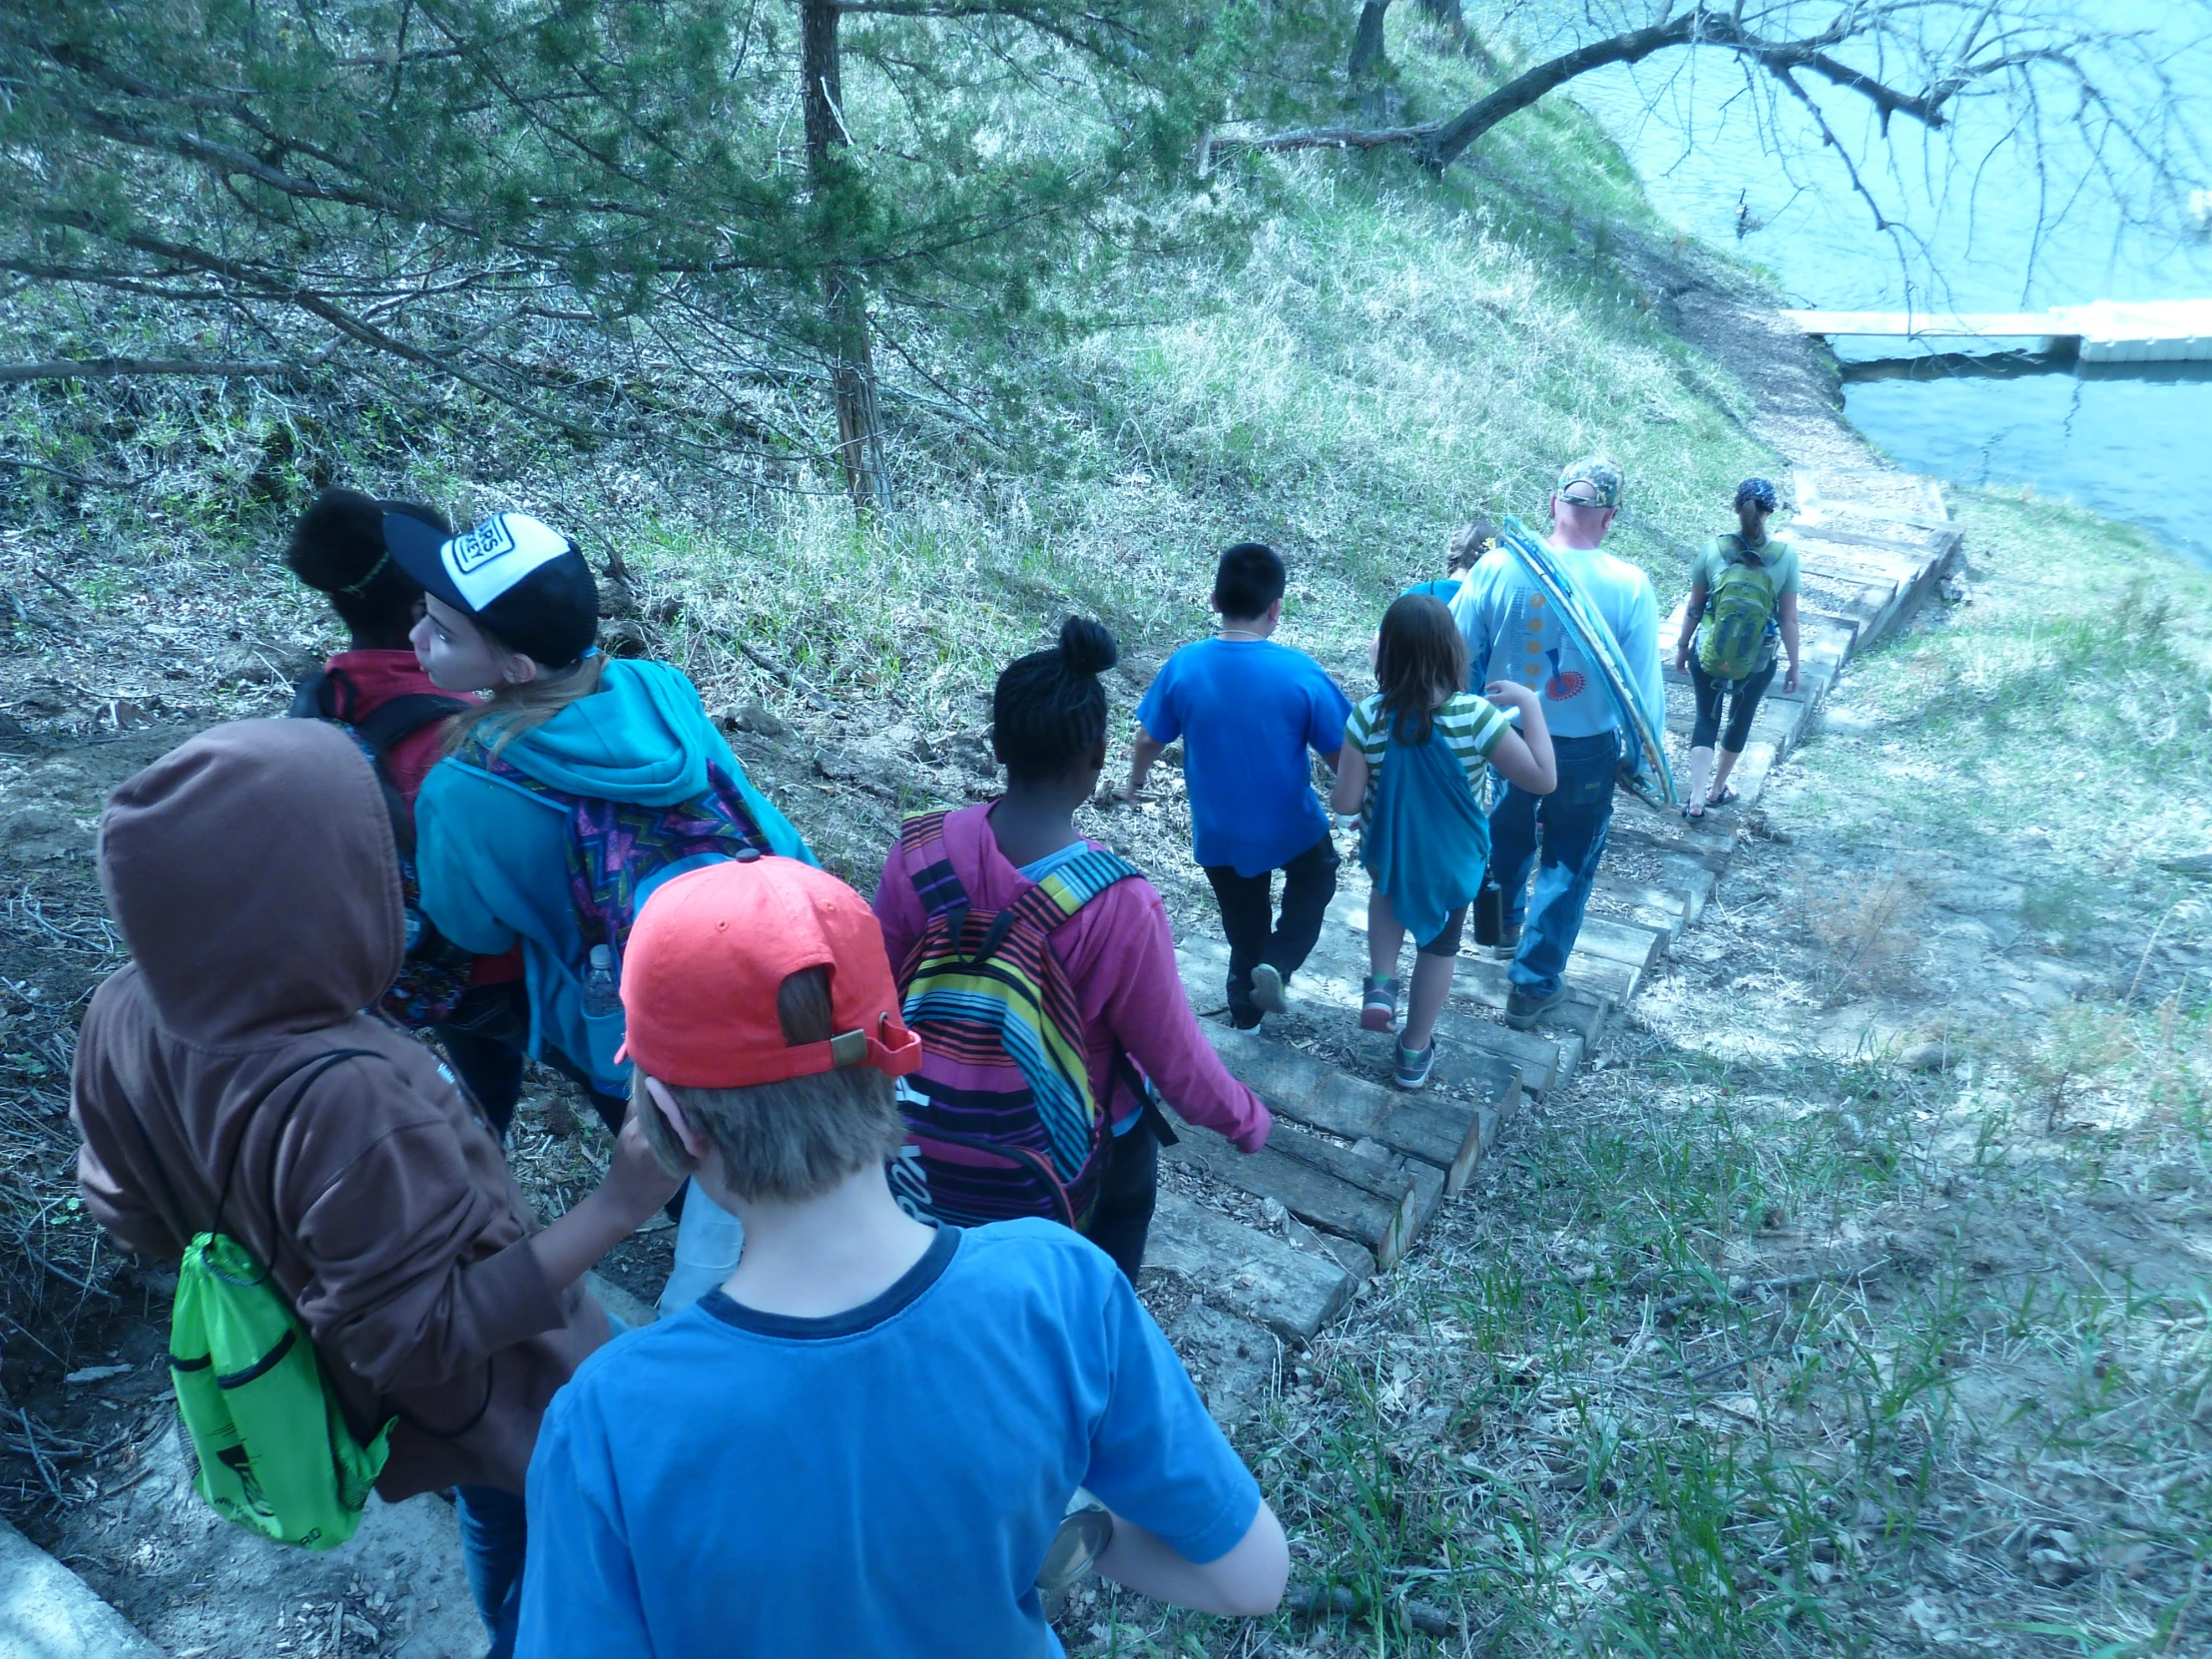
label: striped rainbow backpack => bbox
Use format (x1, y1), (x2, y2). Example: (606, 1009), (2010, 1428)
(885, 811), (1141, 1230)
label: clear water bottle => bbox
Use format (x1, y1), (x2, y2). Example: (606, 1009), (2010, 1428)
(582, 943), (619, 1017)
(659, 1180), (745, 1312)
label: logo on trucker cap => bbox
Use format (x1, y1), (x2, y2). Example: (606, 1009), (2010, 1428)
(440, 513), (573, 611)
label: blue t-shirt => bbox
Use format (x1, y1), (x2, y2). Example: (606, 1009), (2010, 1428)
(515, 1222), (1260, 1659)
(1136, 638), (1352, 876)
(1401, 577), (1462, 604)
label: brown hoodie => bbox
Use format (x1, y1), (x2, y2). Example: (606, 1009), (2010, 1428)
(72, 719), (608, 1498)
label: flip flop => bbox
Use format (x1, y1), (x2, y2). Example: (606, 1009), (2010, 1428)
(1706, 786), (1740, 808)
(1681, 799), (1706, 821)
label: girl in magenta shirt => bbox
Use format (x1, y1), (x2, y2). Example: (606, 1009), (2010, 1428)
(873, 618), (1269, 1279)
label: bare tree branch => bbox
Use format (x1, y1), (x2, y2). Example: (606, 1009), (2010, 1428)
(0, 357), (304, 382)
(1226, 1), (2134, 179)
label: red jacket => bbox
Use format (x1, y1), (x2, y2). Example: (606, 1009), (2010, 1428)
(318, 650), (520, 985)
(873, 803), (1270, 1152)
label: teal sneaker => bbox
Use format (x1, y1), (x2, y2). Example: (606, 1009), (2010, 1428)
(1394, 1039), (1436, 1091)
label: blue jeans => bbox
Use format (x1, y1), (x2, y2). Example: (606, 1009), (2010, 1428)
(454, 1484), (527, 1659)
(1488, 731), (1620, 999)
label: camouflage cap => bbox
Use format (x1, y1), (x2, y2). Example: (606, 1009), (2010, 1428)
(1555, 455), (1623, 509)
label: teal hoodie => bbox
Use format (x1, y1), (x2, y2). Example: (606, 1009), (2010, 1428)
(415, 659), (815, 1095)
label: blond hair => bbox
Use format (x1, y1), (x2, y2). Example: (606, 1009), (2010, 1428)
(442, 651), (607, 760)
(632, 966), (906, 1203)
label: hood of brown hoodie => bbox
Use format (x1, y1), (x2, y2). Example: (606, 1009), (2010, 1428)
(100, 719), (402, 1046)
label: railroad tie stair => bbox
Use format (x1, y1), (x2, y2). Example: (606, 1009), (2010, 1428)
(1137, 468), (1964, 1425)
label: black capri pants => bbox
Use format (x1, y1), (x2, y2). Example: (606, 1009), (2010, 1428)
(1688, 656), (1778, 753)
(1418, 905), (1468, 958)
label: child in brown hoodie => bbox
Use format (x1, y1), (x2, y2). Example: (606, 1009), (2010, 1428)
(71, 718), (679, 1658)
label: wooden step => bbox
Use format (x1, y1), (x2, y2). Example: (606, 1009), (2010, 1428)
(1160, 1108), (1424, 1270)
(1574, 914), (1667, 973)
(1175, 936), (1575, 1093)
(1201, 1024), (1518, 1196)
(1589, 870), (1694, 938)
(1795, 466), (1948, 523)
(1320, 887), (1619, 1035)
(1458, 953), (1622, 1030)
(1658, 854), (1719, 923)
(1795, 545), (1920, 595)
(1165, 1301), (1278, 1427)
(1789, 516), (1954, 561)
(1142, 1190), (1355, 1341)
(1286, 1213), (1379, 1282)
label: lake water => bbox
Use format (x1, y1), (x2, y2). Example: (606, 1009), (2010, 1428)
(1513, 1), (2212, 568)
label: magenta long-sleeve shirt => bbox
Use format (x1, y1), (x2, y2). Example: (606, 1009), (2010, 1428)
(872, 804), (1271, 1154)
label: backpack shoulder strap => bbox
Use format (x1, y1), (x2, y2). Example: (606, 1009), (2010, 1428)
(897, 812), (973, 924)
(350, 694), (469, 761)
(1005, 845), (1143, 937)
(286, 671), (334, 723)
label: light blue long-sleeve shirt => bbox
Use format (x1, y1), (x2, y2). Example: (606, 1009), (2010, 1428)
(1451, 543), (1665, 741)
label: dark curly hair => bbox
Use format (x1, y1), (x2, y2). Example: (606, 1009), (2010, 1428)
(992, 616), (1119, 784)
(285, 487), (451, 649)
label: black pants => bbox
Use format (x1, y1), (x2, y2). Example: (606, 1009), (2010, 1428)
(1688, 656), (1778, 754)
(1083, 1118), (1160, 1285)
(436, 980), (627, 1144)
(1203, 831), (1341, 1029)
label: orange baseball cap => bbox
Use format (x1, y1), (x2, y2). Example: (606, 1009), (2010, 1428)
(615, 855), (923, 1089)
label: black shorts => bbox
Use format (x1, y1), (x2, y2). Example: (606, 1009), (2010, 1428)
(1418, 905), (1468, 958)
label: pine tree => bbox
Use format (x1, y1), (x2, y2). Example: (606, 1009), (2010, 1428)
(0, 0), (1338, 505)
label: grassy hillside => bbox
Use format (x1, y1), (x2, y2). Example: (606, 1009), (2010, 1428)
(2, 24), (1771, 739)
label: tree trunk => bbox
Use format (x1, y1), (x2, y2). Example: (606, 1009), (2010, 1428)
(1348, 0), (1391, 78)
(800, 0), (890, 512)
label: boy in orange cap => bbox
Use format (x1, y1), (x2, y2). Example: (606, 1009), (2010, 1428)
(513, 855), (1288, 1656)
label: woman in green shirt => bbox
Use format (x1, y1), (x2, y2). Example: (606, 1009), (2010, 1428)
(1673, 477), (1801, 820)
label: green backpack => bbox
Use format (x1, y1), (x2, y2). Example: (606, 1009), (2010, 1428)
(123, 1050), (396, 1550)
(1697, 536), (1782, 683)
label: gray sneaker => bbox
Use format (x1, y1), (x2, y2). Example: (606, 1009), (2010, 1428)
(1491, 922), (1522, 960)
(1249, 963), (1288, 1017)
(1503, 983), (1567, 1029)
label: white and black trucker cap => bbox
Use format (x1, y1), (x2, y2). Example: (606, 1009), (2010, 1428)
(390, 511), (599, 668)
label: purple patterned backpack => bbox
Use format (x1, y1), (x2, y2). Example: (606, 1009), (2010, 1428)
(471, 746), (774, 957)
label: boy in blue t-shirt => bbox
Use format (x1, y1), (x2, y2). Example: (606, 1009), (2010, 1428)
(1127, 543), (1352, 1029)
(514, 856), (1288, 1658)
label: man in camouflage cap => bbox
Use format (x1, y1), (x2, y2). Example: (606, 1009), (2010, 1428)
(1449, 453), (1662, 1028)
(1555, 455), (1622, 511)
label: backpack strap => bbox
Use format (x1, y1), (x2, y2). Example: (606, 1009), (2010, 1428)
(1006, 846), (1142, 935)
(965, 846), (1142, 968)
(349, 694), (469, 760)
(286, 671), (334, 723)
(897, 812), (973, 928)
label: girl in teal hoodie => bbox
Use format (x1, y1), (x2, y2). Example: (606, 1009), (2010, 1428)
(396, 513), (814, 1127)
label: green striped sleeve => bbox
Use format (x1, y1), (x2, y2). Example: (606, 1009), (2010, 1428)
(1346, 696), (1388, 766)
(1436, 695), (1510, 781)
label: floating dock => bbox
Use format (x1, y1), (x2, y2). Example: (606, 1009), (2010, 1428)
(1782, 297), (2212, 363)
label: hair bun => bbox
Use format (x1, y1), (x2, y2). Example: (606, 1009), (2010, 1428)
(285, 487), (386, 594)
(1057, 615), (1119, 678)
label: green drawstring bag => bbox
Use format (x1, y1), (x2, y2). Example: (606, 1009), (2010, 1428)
(125, 1050), (397, 1549)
